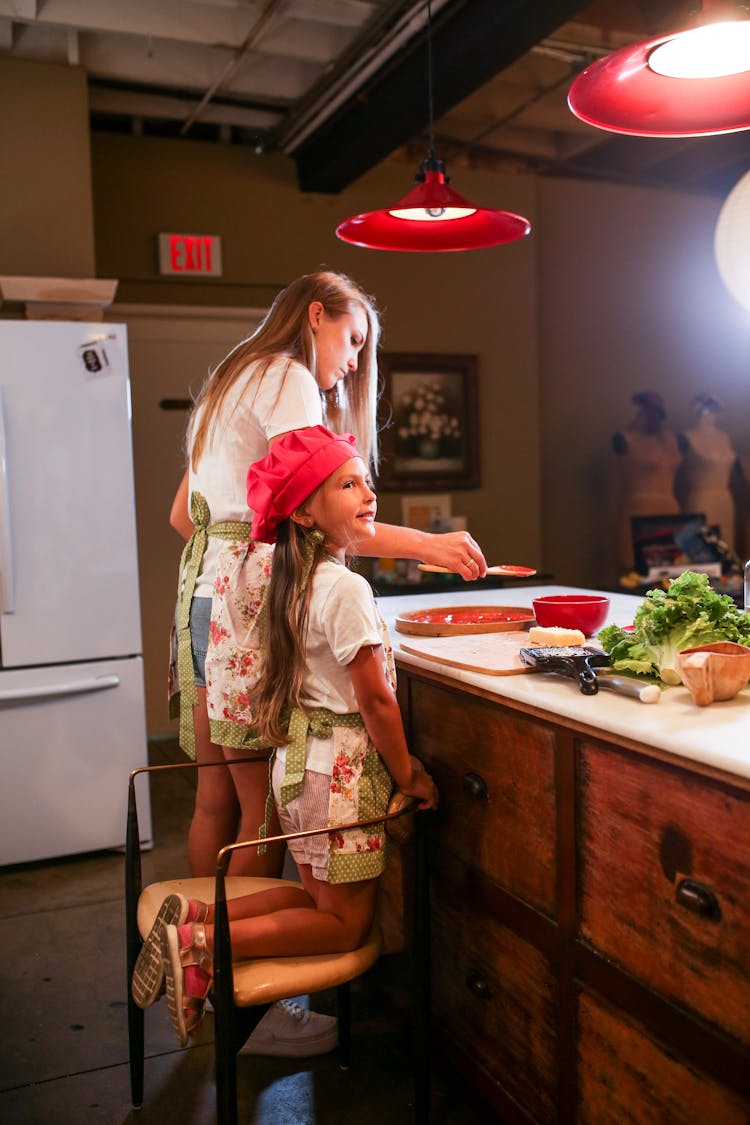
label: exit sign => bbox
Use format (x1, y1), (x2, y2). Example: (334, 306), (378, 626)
(158, 233), (222, 276)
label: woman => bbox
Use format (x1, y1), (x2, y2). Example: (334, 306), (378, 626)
(169, 271), (483, 882)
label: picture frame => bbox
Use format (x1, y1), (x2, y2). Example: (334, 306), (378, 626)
(400, 493), (452, 532)
(377, 353), (479, 490)
(630, 512), (722, 579)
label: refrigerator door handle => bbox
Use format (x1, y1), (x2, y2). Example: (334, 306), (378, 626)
(0, 387), (14, 613)
(0, 674), (120, 704)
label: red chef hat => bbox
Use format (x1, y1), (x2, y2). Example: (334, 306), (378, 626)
(247, 425), (362, 543)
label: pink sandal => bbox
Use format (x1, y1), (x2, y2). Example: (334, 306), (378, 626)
(160, 921), (213, 1047)
(131, 894), (207, 1009)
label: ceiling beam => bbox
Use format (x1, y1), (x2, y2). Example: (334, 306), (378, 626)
(292, 0), (587, 193)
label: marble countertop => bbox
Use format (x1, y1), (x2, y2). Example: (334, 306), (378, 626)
(377, 584), (750, 783)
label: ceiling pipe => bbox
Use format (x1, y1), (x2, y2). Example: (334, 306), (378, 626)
(179, 0), (283, 137)
(277, 0), (453, 154)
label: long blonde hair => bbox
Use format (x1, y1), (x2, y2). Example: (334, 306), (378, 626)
(255, 521), (328, 747)
(189, 270), (380, 471)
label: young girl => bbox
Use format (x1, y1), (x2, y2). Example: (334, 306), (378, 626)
(137, 425), (437, 1047)
(169, 269), (483, 889)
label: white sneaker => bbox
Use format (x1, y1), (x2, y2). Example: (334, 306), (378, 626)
(239, 999), (338, 1057)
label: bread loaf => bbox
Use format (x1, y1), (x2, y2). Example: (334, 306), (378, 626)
(528, 625), (586, 647)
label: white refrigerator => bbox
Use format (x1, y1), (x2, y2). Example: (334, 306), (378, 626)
(0, 320), (152, 864)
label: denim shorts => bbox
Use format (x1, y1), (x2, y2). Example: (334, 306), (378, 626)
(189, 597), (212, 688)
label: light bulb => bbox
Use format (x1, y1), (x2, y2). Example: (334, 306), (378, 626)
(648, 22), (750, 79)
(715, 169), (750, 314)
(388, 205), (476, 222)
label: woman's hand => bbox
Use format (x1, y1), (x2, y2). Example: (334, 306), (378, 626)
(420, 531), (487, 581)
(363, 524), (486, 580)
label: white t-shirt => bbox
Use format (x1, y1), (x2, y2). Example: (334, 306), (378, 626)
(276, 559), (386, 776)
(188, 356), (323, 598)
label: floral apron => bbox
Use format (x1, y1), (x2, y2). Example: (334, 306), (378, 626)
(168, 491), (269, 758)
(262, 613), (398, 884)
(204, 536), (273, 749)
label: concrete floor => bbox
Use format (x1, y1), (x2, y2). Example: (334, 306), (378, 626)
(1, 740), (496, 1125)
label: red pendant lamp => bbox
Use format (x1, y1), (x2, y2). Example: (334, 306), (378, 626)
(336, 0), (530, 252)
(568, 1), (750, 137)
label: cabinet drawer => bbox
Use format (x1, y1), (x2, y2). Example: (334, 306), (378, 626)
(577, 989), (750, 1125)
(409, 679), (557, 915)
(433, 859), (558, 1124)
(579, 742), (750, 1046)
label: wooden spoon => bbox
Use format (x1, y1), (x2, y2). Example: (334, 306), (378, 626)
(418, 563), (537, 577)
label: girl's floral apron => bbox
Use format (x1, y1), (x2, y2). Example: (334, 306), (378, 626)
(266, 613), (398, 884)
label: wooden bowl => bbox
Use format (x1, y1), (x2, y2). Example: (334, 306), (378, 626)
(677, 641), (750, 706)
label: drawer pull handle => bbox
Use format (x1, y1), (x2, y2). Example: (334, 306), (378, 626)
(463, 771), (488, 800)
(466, 969), (492, 1002)
(675, 878), (721, 922)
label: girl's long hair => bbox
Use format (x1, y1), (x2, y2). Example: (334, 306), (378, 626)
(255, 520), (327, 746)
(189, 270), (381, 471)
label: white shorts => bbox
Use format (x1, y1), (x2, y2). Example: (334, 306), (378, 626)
(272, 760), (332, 882)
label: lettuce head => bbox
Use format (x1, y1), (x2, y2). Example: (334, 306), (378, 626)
(599, 571), (750, 686)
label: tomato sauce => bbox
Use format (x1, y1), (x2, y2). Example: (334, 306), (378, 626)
(407, 609), (532, 625)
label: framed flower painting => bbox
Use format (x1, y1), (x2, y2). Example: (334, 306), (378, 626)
(377, 353), (479, 490)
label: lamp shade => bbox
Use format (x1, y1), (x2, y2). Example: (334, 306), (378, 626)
(715, 169), (750, 313)
(336, 169), (531, 252)
(568, 22), (750, 137)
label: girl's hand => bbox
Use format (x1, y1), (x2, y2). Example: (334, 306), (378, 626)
(348, 650), (439, 810)
(398, 757), (439, 811)
(420, 531), (487, 581)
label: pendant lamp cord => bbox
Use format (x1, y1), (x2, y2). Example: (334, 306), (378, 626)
(420, 0), (446, 179)
(425, 0), (436, 161)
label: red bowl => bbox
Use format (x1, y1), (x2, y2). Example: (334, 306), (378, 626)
(532, 594), (610, 636)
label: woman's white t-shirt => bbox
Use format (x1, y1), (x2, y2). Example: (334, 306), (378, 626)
(188, 356), (322, 598)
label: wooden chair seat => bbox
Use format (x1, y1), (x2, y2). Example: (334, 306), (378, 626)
(126, 759), (429, 1125)
(138, 876), (382, 1006)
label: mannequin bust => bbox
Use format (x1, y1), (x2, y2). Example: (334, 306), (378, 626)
(613, 390), (682, 572)
(677, 393), (738, 551)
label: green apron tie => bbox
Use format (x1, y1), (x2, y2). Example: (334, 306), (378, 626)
(257, 706), (366, 853)
(280, 706), (365, 806)
(175, 490), (252, 758)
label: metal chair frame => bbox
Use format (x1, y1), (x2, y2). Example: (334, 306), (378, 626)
(125, 759), (431, 1125)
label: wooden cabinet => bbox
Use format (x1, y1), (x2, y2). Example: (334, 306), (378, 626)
(432, 850), (559, 1124)
(410, 680), (557, 916)
(579, 742), (750, 1048)
(577, 991), (750, 1125)
(395, 666), (750, 1123)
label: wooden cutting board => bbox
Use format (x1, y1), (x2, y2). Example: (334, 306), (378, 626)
(397, 631), (537, 676)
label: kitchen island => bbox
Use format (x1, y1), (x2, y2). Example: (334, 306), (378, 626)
(378, 585), (750, 1124)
